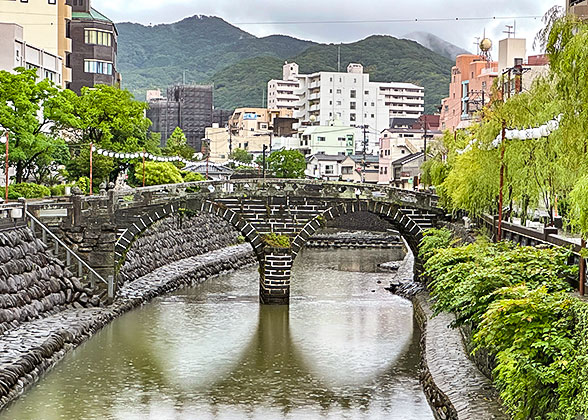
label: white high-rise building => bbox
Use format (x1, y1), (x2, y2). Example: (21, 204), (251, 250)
(267, 62), (424, 154)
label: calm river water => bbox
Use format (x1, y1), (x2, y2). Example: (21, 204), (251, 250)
(2, 248), (434, 420)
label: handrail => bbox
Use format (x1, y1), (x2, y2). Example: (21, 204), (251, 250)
(26, 210), (113, 299)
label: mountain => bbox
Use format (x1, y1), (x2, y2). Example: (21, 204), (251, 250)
(404, 32), (470, 61)
(213, 35), (454, 113)
(117, 15), (315, 98)
(117, 16), (454, 113)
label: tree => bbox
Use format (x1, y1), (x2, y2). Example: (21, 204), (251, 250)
(229, 148), (253, 164)
(163, 127), (195, 160)
(134, 161), (183, 186)
(55, 85), (155, 186)
(0, 68), (68, 183)
(266, 149), (306, 179)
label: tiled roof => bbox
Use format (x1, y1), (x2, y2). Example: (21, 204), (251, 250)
(391, 152), (424, 166)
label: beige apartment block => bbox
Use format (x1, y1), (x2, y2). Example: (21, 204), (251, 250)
(0, 0), (72, 85)
(569, 0), (588, 18)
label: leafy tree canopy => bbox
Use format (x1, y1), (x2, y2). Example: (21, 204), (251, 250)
(267, 149), (306, 179)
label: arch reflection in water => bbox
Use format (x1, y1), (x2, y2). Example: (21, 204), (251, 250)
(2, 248), (433, 420)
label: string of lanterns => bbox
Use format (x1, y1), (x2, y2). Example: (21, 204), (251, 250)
(92, 146), (202, 165)
(457, 115), (562, 155)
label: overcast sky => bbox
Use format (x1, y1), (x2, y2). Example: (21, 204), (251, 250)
(94, 0), (565, 54)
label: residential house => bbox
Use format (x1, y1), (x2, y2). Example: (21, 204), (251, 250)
(299, 119), (355, 156)
(305, 154), (347, 181)
(391, 152), (425, 190)
(341, 154), (380, 183)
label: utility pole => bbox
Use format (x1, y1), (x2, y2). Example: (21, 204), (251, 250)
(362, 125), (368, 183)
(498, 121), (506, 242)
(262, 144), (268, 181)
(89, 143), (93, 195)
(423, 115), (428, 162)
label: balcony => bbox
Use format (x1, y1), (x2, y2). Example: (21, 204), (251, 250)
(309, 93), (320, 101)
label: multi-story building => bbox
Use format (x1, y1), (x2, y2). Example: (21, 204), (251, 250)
(569, 0), (588, 17)
(499, 37), (550, 98)
(0, 23), (63, 84)
(0, 0), (71, 86)
(299, 120), (355, 156)
(267, 62), (424, 154)
(439, 54), (498, 132)
(267, 62), (300, 111)
(147, 85), (214, 150)
(69, 0), (120, 92)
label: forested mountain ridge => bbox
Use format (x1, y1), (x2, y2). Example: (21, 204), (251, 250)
(117, 16), (453, 113)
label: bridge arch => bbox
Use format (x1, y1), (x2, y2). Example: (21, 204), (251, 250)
(110, 180), (441, 305)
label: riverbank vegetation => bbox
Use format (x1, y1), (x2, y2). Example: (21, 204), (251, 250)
(422, 11), (588, 236)
(420, 228), (588, 419)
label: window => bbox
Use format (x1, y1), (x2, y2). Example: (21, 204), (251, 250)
(371, 114), (375, 118)
(365, 90), (369, 95)
(83, 59), (112, 74)
(336, 89), (342, 94)
(350, 102), (356, 110)
(325, 165), (334, 175)
(48, 0), (56, 4)
(350, 90), (356, 98)
(317, 136), (326, 142)
(342, 166), (353, 175)
(350, 113), (356, 122)
(84, 29), (113, 46)
(336, 100), (341, 106)
(371, 102), (375, 107)
(330, 77), (333, 82)
(338, 137), (345, 142)
(384, 167), (388, 174)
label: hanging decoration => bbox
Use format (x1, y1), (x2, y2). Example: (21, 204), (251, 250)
(456, 114), (562, 155)
(91, 147), (199, 165)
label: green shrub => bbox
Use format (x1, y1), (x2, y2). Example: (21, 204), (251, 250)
(182, 171), (205, 183)
(7, 183), (51, 199)
(135, 162), (183, 186)
(75, 177), (91, 194)
(419, 228), (455, 263)
(262, 233), (291, 248)
(50, 183), (74, 197)
(421, 236), (582, 419)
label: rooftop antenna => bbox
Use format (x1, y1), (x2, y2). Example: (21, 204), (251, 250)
(473, 36), (481, 55)
(503, 23), (515, 38)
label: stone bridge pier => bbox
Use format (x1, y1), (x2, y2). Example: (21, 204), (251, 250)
(26, 180), (443, 305)
(261, 248), (293, 305)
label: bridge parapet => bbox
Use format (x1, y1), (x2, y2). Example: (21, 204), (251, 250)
(21, 179), (443, 304)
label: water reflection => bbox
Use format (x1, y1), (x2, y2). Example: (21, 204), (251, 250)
(2, 248), (433, 420)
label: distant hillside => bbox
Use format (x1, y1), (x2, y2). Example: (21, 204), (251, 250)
(212, 35), (454, 113)
(117, 15), (315, 99)
(117, 16), (453, 113)
(404, 32), (470, 61)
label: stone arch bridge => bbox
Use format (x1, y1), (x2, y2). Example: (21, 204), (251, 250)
(27, 179), (443, 305)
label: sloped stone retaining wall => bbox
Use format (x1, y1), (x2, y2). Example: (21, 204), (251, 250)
(0, 243), (256, 411)
(0, 227), (98, 336)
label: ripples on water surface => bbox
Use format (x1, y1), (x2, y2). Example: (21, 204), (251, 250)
(2, 247), (434, 420)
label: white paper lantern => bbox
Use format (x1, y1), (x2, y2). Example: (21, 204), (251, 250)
(531, 127), (542, 139)
(547, 120), (558, 131)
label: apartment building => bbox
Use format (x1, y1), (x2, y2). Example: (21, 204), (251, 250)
(569, 0), (588, 17)
(267, 62), (424, 154)
(0, 0), (72, 86)
(0, 23), (63, 84)
(299, 121), (355, 156)
(69, 0), (120, 92)
(439, 54), (498, 132)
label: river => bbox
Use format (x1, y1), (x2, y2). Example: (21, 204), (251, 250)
(2, 247), (434, 420)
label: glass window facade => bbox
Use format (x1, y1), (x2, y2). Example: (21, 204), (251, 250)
(84, 60), (113, 75)
(84, 29), (112, 46)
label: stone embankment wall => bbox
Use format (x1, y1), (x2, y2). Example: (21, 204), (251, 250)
(118, 213), (241, 285)
(306, 230), (402, 249)
(327, 211), (393, 231)
(0, 213), (256, 411)
(0, 227), (98, 336)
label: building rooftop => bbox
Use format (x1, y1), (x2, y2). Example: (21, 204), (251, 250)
(308, 153), (348, 163)
(72, 8), (113, 23)
(349, 154), (379, 164)
(392, 152), (425, 166)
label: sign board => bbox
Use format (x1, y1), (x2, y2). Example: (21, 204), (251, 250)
(243, 113), (258, 120)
